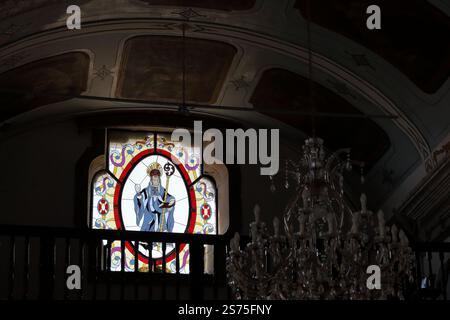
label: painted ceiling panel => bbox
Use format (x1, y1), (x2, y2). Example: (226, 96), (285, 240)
(0, 52), (90, 123)
(295, 0), (450, 94)
(139, 0), (256, 11)
(0, 0), (90, 20)
(116, 36), (237, 104)
(250, 68), (391, 169)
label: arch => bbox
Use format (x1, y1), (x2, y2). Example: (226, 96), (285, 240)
(88, 128), (229, 274)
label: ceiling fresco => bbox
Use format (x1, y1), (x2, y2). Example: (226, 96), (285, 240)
(116, 36), (237, 104)
(139, 0), (256, 11)
(0, 52), (90, 123)
(295, 0), (450, 94)
(0, 0), (447, 215)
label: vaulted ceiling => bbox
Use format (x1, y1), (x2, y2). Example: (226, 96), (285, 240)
(250, 68), (391, 169)
(295, 0), (450, 94)
(140, 0), (256, 11)
(0, 0), (448, 213)
(0, 52), (90, 122)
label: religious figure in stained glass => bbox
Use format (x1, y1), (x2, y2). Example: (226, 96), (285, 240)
(134, 162), (176, 232)
(90, 131), (219, 274)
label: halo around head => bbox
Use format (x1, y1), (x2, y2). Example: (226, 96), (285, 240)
(147, 162), (162, 177)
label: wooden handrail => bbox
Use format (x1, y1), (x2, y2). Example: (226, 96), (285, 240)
(0, 224), (230, 245)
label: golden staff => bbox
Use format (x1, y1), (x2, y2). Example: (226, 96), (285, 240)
(159, 162), (175, 232)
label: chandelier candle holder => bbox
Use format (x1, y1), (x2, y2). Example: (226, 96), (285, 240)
(227, 137), (415, 300)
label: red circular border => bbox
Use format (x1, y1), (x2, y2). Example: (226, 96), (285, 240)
(112, 148), (198, 268)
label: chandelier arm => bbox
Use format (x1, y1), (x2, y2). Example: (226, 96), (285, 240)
(325, 148), (351, 173)
(327, 196), (349, 231)
(231, 250), (299, 299)
(228, 254), (264, 298)
(328, 171), (344, 192)
(287, 159), (298, 167)
(282, 184), (306, 236)
(329, 162), (346, 176)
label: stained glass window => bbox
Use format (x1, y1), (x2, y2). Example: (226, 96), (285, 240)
(90, 131), (218, 274)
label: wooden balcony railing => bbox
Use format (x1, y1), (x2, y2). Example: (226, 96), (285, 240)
(0, 225), (448, 300)
(0, 225), (231, 300)
(412, 242), (450, 300)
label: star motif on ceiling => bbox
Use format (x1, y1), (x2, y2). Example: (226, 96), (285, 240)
(172, 8), (206, 20)
(230, 76), (250, 91)
(93, 65), (114, 80)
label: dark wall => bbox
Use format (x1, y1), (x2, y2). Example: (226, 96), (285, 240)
(0, 114), (350, 236)
(0, 117), (271, 235)
(0, 121), (91, 227)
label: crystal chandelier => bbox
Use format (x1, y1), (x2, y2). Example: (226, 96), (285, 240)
(226, 137), (415, 300)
